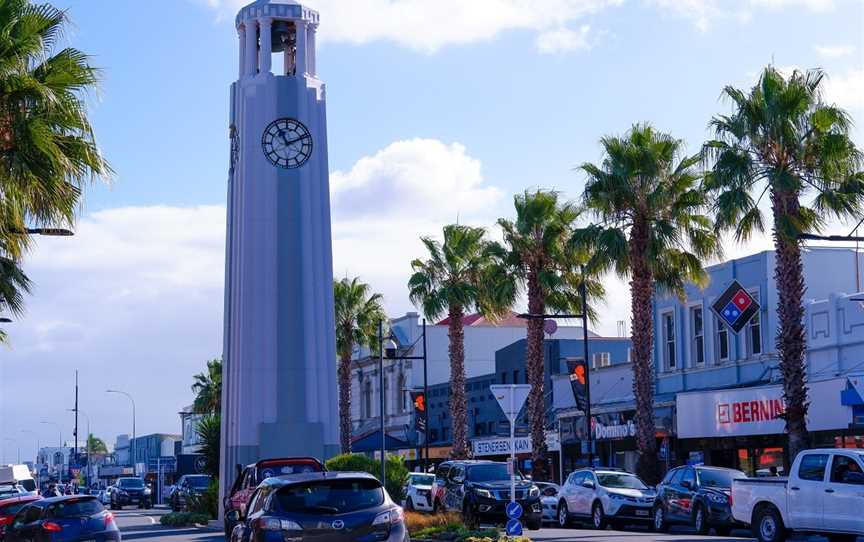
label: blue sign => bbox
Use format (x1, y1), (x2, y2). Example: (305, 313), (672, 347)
(506, 519), (523, 536)
(506, 501), (523, 520)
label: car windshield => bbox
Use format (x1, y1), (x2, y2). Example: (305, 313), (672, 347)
(697, 469), (746, 488)
(275, 479), (384, 514)
(0, 501), (31, 516)
(410, 475), (434, 486)
(597, 473), (648, 490)
(118, 479), (144, 488)
(49, 498), (103, 518)
(467, 464), (521, 482)
(186, 476), (211, 489)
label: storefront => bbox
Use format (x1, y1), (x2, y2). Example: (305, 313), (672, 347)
(676, 377), (855, 475)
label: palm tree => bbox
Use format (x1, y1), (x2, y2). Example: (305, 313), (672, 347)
(576, 124), (720, 483)
(334, 276), (386, 454)
(191, 358), (222, 415)
(195, 414), (221, 478)
(0, 255), (29, 344)
(408, 224), (504, 459)
(704, 67), (864, 460)
(0, 0), (110, 338)
(494, 190), (604, 480)
(86, 434), (107, 453)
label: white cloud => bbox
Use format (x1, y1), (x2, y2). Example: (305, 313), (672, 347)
(815, 44), (855, 58)
(536, 25), (594, 53)
(645, 0), (836, 31)
(824, 68), (864, 111)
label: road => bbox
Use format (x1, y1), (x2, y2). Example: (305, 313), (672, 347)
(112, 507), (222, 542)
(530, 524), (754, 541)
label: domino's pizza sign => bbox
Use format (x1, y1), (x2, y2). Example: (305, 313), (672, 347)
(711, 280), (760, 333)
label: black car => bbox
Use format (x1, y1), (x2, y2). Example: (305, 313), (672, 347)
(653, 465), (748, 535)
(436, 460), (542, 530)
(170, 475), (211, 512)
(3, 495), (120, 542)
(227, 471), (408, 542)
(110, 477), (151, 510)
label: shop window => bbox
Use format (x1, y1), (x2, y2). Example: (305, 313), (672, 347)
(690, 306), (704, 366)
(715, 316), (730, 363)
(662, 312), (676, 370)
(798, 453), (829, 481)
(747, 310), (762, 356)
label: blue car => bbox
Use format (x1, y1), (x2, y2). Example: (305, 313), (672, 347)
(227, 471), (408, 542)
(3, 495), (120, 542)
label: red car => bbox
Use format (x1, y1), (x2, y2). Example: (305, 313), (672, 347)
(0, 495), (41, 541)
(223, 457), (324, 539)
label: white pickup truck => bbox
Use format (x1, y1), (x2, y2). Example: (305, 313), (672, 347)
(731, 448), (864, 542)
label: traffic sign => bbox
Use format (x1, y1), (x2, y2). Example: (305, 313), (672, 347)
(506, 501), (523, 520)
(506, 519), (523, 536)
(711, 280), (760, 333)
(490, 385), (530, 423)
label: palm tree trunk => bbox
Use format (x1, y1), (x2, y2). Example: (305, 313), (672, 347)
(772, 190), (809, 460)
(448, 305), (470, 458)
(630, 220), (660, 484)
(338, 331), (354, 454)
(526, 269), (549, 481)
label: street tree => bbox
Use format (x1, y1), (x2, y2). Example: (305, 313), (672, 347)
(334, 276), (386, 454)
(0, 255), (29, 344)
(86, 434), (108, 453)
(704, 67), (864, 459)
(408, 224), (504, 459)
(191, 358), (222, 415)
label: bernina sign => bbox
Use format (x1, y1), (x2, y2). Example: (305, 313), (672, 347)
(677, 378), (852, 439)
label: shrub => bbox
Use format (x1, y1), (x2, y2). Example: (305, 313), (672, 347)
(186, 480), (219, 519)
(324, 453), (409, 502)
(159, 512), (211, 527)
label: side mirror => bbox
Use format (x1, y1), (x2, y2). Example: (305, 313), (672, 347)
(582, 480), (595, 489)
(225, 509), (242, 522)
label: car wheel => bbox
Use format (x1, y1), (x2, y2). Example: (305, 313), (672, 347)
(693, 504), (709, 535)
(591, 502), (607, 530)
(716, 526), (731, 537)
(527, 519), (541, 531)
(653, 504), (669, 533)
(753, 506), (787, 542)
(557, 500), (571, 528)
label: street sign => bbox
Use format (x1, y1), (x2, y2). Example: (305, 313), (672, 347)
(506, 501), (523, 520)
(711, 280), (760, 333)
(506, 519), (523, 536)
(490, 385), (530, 423)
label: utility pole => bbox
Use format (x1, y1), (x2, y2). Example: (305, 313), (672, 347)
(74, 370), (79, 470)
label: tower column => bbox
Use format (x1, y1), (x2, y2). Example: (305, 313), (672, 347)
(238, 23), (246, 78)
(308, 24), (317, 76)
(244, 18), (258, 76)
(258, 17), (273, 75)
(295, 20), (307, 76)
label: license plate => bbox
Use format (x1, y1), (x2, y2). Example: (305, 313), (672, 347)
(636, 510), (649, 516)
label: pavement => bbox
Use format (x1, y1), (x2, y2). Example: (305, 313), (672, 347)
(112, 506), (223, 542)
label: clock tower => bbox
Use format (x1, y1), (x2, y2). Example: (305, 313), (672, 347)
(220, 0), (339, 489)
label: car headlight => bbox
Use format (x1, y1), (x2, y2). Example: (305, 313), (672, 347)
(474, 488), (493, 499)
(529, 486), (540, 498)
(609, 493), (628, 500)
(144, 488), (152, 495)
(706, 493), (728, 504)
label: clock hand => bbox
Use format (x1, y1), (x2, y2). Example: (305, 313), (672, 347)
(277, 129), (290, 146)
(285, 134), (311, 146)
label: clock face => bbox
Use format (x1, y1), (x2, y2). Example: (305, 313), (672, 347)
(261, 118), (313, 169)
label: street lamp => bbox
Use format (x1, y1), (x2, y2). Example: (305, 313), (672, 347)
(39, 421), (63, 482)
(68, 409), (91, 488)
(8, 227), (75, 236)
(106, 390), (136, 473)
(382, 319), (429, 470)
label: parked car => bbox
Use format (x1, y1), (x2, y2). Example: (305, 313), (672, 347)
(534, 482), (560, 523)
(170, 475), (212, 512)
(3, 495), (119, 542)
(0, 468), (35, 495)
(227, 471), (408, 542)
(435, 460), (542, 530)
(109, 477), (152, 510)
(0, 496), (41, 541)
(558, 468), (656, 529)
(653, 464), (747, 535)
(403, 472), (435, 512)
(0, 489), (26, 502)
(224, 457), (325, 539)
(96, 489), (111, 505)
(731, 448), (864, 542)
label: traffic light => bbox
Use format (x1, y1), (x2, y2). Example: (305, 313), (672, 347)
(566, 357), (588, 411)
(411, 391), (427, 432)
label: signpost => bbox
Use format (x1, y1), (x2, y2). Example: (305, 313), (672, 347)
(490, 384), (530, 534)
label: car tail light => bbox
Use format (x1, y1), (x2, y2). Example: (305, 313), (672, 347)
(104, 512), (115, 527)
(728, 493), (734, 507)
(0, 516), (11, 526)
(256, 517), (302, 531)
(373, 507), (403, 527)
(42, 522), (63, 532)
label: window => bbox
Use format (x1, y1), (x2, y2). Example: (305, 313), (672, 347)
(592, 352), (611, 369)
(681, 468), (696, 487)
(513, 370), (519, 384)
(397, 373), (406, 413)
(663, 313), (676, 369)
(715, 316), (729, 363)
(830, 455), (864, 484)
(501, 372), (507, 384)
(383, 376), (390, 415)
(668, 469), (684, 485)
(363, 381), (373, 418)
(747, 310), (762, 356)
(798, 454), (829, 481)
(435, 464), (450, 482)
(275, 479), (384, 514)
(691, 306), (704, 366)
(627, 348), (632, 363)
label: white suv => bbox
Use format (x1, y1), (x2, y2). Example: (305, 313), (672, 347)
(557, 468), (657, 529)
(403, 472), (436, 512)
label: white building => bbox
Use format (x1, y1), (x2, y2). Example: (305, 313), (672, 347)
(350, 311), (596, 443)
(179, 406), (203, 455)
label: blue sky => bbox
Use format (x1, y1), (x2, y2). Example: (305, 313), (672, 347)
(1, 0), (863, 462)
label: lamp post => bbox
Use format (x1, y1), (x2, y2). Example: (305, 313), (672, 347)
(68, 409), (91, 488)
(106, 390), (136, 473)
(39, 421), (63, 482)
(377, 320), (385, 483)
(383, 319), (429, 470)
